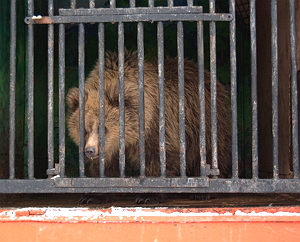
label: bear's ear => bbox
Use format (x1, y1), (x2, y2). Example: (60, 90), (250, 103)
(66, 87), (79, 112)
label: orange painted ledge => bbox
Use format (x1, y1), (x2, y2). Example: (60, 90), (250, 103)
(1, 206), (300, 242)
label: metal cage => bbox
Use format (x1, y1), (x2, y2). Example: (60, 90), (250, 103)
(0, 0), (299, 195)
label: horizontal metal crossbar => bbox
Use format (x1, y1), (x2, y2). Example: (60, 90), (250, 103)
(0, 179), (299, 193)
(54, 177), (210, 188)
(24, 13), (233, 24)
(59, 6), (204, 16)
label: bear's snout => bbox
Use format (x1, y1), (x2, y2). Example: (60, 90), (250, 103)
(85, 147), (96, 159)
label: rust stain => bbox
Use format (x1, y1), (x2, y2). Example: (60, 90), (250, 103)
(33, 17), (54, 24)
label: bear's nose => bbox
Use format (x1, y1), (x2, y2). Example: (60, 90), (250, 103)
(85, 147), (95, 158)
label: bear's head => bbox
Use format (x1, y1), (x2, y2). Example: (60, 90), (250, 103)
(66, 79), (144, 163)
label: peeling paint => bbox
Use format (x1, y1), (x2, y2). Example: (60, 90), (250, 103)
(1, 207), (300, 223)
(234, 210), (300, 217)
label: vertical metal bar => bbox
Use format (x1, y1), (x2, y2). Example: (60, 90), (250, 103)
(271, 0), (279, 179)
(28, 0), (34, 179)
(209, 0), (218, 177)
(110, 0), (116, 8)
(47, 0), (54, 178)
(138, 22), (146, 177)
(9, 0), (17, 179)
(187, 0), (193, 7)
(177, 21), (186, 177)
(157, 21), (166, 177)
(229, 0), (238, 178)
(98, 22), (106, 178)
(48, 0), (54, 15)
(59, 24), (66, 177)
(130, 0), (136, 8)
(71, 0), (76, 9)
(89, 0), (95, 8)
(78, 23), (85, 177)
(197, 20), (207, 177)
(250, 0), (258, 179)
(289, 0), (299, 178)
(118, 22), (126, 178)
(168, 0), (174, 7)
(148, 0), (154, 7)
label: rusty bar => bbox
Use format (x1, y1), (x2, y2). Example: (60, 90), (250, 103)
(59, 24), (66, 177)
(271, 0), (279, 179)
(98, 23), (106, 178)
(47, 0), (55, 178)
(157, 21), (166, 177)
(25, 17), (54, 24)
(9, 0), (17, 179)
(209, 0), (218, 177)
(25, 14), (233, 25)
(229, 0), (238, 178)
(118, 22), (126, 178)
(78, 23), (85, 177)
(250, 0), (258, 179)
(197, 20), (207, 177)
(28, 0), (34, 179)
(177, 21), (186, 177)
(289, 0), (299, 178)
(137, 22), (146, 177)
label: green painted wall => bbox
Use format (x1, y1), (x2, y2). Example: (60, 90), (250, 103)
(0, 1), (26, 178)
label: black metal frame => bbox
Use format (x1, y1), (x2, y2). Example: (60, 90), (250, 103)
(1, 0), (299, 194)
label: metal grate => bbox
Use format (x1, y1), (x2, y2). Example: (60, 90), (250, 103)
(0, 0), (299, 195)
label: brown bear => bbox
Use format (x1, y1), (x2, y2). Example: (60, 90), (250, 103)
(66, 50), (231, 202)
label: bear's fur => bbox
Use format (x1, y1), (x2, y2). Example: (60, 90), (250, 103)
(66, 51), (231, 178)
